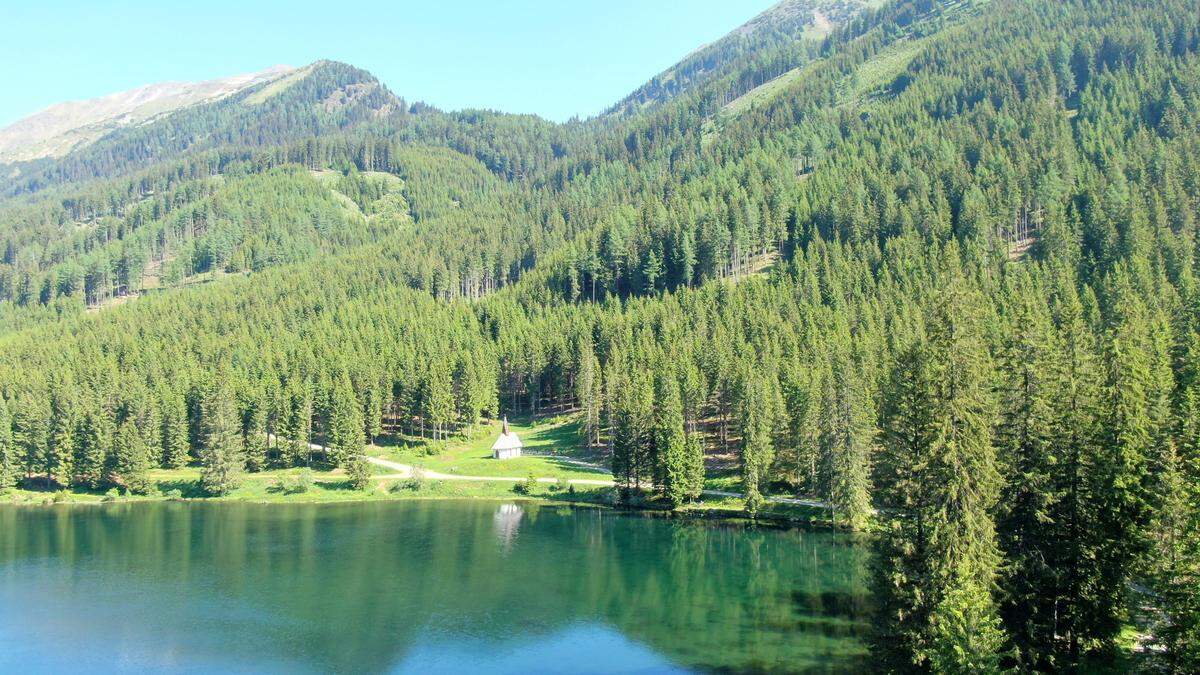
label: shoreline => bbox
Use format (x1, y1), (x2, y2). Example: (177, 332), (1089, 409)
(0, 481), (838, 530)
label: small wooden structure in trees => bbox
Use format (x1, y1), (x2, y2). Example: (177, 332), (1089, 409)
(491, 417), (523, 459)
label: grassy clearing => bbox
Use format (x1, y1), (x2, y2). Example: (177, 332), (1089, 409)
(311, 169), (410, 222)
(2, 465), (352, 505)
(1, 416), (611, 509)
(2, 414), (830, 527)
(722, 65), (815, 118)
(2, 470), (619, 506)
(1, 463), (613, 507)
(372, 416), (612, 482)
(244, 65), (311, 105)
(837, 39), (925, 107)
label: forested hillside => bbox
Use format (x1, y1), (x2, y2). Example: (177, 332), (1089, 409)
(0, 65), (294, 165)
(1, 0), (1199, 670)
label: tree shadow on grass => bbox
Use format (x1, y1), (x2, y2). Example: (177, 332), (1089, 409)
(16, 476), (69, 493)
(523, 418), (611, 464)
(155, 479), (206, 498)
(538, 456), (610, 476)
(304, 477), (363, 492)
(371, 433), (428, 451)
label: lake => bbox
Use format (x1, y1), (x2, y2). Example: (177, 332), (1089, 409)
(0, 501), (870, 673)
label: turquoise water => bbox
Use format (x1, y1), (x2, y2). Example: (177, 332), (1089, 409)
(0, 501), (870, 673)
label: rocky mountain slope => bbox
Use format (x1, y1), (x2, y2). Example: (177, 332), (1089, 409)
(0, 66), (294, 164)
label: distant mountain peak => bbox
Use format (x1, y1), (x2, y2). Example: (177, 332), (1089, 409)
(0, 65), (295, 164)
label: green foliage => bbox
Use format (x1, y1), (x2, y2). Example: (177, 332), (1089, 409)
(241, 390), (268, 472)
(873, 287), (1006, 671)
(199, 385), (245, 496)
(926, 576), (1009, 673)
(13, 396), (50, 485)
(47, 387), (76, 487)
(654, 371), (695, 508)
(74, 404), (111, 489)
(111, 420), (152, 495)
(392, 472), (426, 494)
(740, 372), (779, 517)
(0, 401), (13, 491)
(820, 342), (873, 531)
(511, 473), (540, 494)
(160, 388), (190, 469)
(513, 472), (538, 496)
(277, 468), (314, 495)
(610, 367), (653, 494)
(1, 0), (1200, 666)
(344, 455), (371, 491)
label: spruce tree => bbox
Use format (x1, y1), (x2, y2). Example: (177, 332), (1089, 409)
(0, 401), (13, 491)
(421, 359), (455, 440)
(364, 379), (385, 442)
(281, 381), (314, 467)
(161, 388), (190, 469)
(242, 391), (268, 472)
(199, 385), (245, 496)
(1092, 273), (1157, 645)
(13, 397), (49, 486)
(47, 389), (76, 488)
(740, 372), (776, 516)
(1153, 328), (1200, 669)
(111, 419), (151, 494)
(1046, 275), (1106, 662)
(575, 333), (602, 447)
(329, 375), (368, 489)
(873, 288), (1006, 670)
(653, 371), (691, 508)
(994, 285), (1062, 667)
(683, 431), (705, 502)
(74, 404), (111, 489)
(820, 346), (874, 531)
(1153, 440), (1200, 671)
(927, 576), (1008, 674)
(611, 366), (653, 495)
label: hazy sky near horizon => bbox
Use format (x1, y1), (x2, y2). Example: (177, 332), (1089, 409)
(0, 0), (779, 127)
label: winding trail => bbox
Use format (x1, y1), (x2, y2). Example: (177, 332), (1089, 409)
(363, 455), (829, 509)
(270, 433), (828, 508)
(364, 455), (615, 486)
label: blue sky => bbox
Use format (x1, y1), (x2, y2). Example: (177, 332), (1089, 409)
(0, 0), (778, 127)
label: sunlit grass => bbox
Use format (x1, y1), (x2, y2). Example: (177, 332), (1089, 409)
(372, 415), (612, 482)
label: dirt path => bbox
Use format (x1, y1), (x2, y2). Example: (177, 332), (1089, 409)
(364, 455), (614, 486)
(269, 434), (829, 507)
(364, 455), (829, 508)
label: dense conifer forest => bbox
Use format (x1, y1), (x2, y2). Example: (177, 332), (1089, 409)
(1, 0), (1199, 669)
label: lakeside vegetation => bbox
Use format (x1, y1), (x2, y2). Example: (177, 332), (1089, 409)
(2, 414), (828, 525)
(1, 0), (1199, 670)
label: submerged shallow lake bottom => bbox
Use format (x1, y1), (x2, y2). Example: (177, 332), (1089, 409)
(0, 501), (870, 673)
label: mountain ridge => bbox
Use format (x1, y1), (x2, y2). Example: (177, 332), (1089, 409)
(604, 0), (877, 117)
(0, 60), (404, 195)
(0, 4), (1198, 668)
(0, 65), (295, 164)
(0, 1), (873, 170)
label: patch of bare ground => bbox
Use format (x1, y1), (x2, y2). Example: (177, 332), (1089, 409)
(726, 251), (780, 283)
(1008, 237), (1035, 261)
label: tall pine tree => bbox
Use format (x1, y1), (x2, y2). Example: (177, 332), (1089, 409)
(199, 385), (245, 496)
(874, 287), (1006, 670)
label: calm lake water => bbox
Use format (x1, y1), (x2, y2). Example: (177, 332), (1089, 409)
(0, 501), (870, 673)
